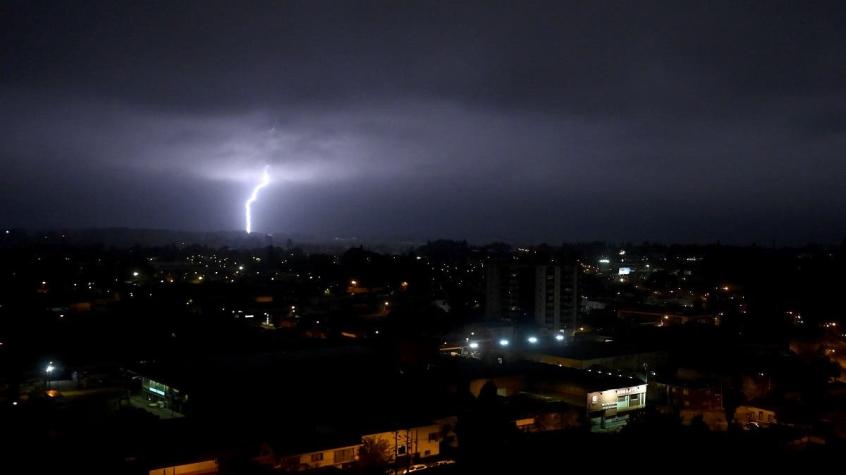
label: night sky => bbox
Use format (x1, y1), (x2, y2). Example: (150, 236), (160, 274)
(2, 1), (845, 244)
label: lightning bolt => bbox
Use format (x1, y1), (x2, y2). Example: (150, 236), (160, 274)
(245, 166), (271, 234)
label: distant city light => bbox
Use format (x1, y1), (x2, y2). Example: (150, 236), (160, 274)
(132, 271), (139, 277)
(555, 334), (565, 341)
(598, 259), (610, 264)
(469, 342), (479, 349)
(499, 339), (509, 347)
(45, 362), (55, 374)
(527, 336), (539, 344)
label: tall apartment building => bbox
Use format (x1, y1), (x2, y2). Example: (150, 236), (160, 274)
(485, 260), (579, 332)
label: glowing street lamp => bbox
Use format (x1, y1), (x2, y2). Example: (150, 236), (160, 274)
(527, 336), (539, 344)
(499, 339), (509, 347)
(469, 342), (479, 349)
(555, 334), (565, 341)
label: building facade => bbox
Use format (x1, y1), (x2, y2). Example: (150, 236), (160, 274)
(485, 261), (579, 333)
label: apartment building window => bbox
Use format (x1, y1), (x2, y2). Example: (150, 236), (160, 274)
(334, 448), (356, 464)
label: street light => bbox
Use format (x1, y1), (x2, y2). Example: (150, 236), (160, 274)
(555, 334), (565, 341)
(499, 339), (509, 347)
(469, 342), (479, 349)
(527, 336), (538, 344)
(45, 361), (56, 390)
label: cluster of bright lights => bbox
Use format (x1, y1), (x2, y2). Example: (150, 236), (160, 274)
(245, 166), (271, 234)
(463, 331), (571, 351)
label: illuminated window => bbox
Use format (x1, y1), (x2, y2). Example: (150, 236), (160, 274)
(428, 432), (439, 442)
(310, 453), (324, 462)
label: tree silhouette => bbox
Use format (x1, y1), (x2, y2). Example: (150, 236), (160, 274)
(358, 438), (392, 475)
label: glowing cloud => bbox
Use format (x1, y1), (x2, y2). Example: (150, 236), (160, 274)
(245, 165), (271, 233)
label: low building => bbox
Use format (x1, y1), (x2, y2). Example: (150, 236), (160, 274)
(651, 376), (728, 431)
(362, 416), (456, 464)
(448, 358), (647, 432)
(617, 307), (720, 327)
(522, 342), (667, 375)
(148, 459), (218, 475)
(255, 434), (362, 471)
(735, 404), (777, 427)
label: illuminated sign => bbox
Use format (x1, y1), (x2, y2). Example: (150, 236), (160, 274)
(148, 387), (165, 396)
(618, 267), (631, 275)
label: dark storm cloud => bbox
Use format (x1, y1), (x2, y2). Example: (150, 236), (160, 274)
(2, 0), (845, 243)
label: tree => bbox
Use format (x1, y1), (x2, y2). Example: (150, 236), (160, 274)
(358, 437), (392, 475)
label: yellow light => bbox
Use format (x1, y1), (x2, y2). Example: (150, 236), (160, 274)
(350, 280), (357, 286)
